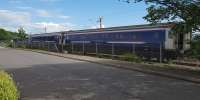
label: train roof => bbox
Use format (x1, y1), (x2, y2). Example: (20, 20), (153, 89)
(68, 23), (174, 34)
(31, 32), (60, 37)
(31, 23), (174, 37)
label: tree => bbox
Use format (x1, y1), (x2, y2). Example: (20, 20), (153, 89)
(0, 28), (18, 41)
(120, 0), (200, 34)
(191, 34), (200, 59)
(17, 27), (27, 41)
(0, 29), (10, 41)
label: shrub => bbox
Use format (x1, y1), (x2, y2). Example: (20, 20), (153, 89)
(0, 70), (19, 100)
(120, 53), (142, 63)
(191, 34), (200, 60)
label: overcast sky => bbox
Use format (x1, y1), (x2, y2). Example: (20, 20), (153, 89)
(0, 0), (148, 34)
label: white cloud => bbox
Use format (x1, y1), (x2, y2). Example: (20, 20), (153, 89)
(16, 6), (70, 20)
(8, 0), (22, 3)
(36, 9), (70, 19)
(16, 6), (33, 10)
(36, 9), (52, 18)
(0, 9), (74, 34)
(29, 22), (74, 33)
(40, 0), (63, 2)
(58, 15), (71, 19)
(0, 10), (31, 32)
(0, 10), (31, 25)
(9, 0), (62, 3)
(91, 24), (105, 29)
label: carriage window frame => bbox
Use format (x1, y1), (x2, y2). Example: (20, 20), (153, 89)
(154, 32), (159, 39)
(133, 34), (137, 40)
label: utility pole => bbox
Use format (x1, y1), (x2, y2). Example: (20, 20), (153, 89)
(44, 25), (47, 33)
(99, 16), (103, 31)
(29, 32), (32, 48)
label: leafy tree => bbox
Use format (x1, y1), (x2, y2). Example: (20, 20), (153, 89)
(0, 29), (10, 41)
(120, 0), (200, 34)
(0, 28), (16, 41)
(0, 28), (24, 42)
(17, 27), (27, 41)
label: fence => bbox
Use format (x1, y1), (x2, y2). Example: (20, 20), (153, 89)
(14, 41), (164, 62)
(15, 41), (59, 52)
(64, 42), (164, 62)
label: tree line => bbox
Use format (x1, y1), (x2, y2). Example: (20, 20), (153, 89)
(121, 0), (200, 34)
(0, 27), (27, 41)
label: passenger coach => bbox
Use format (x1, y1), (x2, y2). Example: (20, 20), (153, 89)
(30, 23), (191, 60)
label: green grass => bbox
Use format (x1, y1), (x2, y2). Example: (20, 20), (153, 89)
(0, 70), (19, 100)
(120, 53), (142, 63)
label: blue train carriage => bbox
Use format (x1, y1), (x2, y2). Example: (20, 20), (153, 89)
(29, 32), (62, 51)
(30, 32), (61, 43)
(65, 23), (191, 60)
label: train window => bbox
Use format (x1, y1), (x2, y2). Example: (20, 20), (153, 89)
(116, 34), (120, 39)
(119, 34), (123, 39)
(101, 34), (104, 38)
(102, 34), (105, 38)
(105, 34), (109, 38)
(133, 34), (137, 39)
(154, 32), (159, 38)
(80, 35), (84, 40)
(105, 34), (108, 38)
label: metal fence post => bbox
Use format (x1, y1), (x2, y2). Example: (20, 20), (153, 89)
(13, 41), (15, 48)
(61, 33), (64, 53)
(48, 42), (50, 51)
(83, 41), (85, 55)
(112, 43), (115, 59)
(30, 41), (33, 49)
(38, 42), (40, 49)
(42, 42), (44, 49)
(160, 42), (162, 63)
(95, 42), (98, 56)
(23, 41), (25, 48)
(132, 44), (135, 54)
(71, 43), (74, 53)
(54, 43), (59, 52)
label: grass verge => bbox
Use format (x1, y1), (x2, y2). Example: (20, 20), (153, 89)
(120, 53), (142, 63)
(0, 70), (19, 100)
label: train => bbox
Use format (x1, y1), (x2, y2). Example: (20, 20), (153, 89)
(30, 23), (191, 60)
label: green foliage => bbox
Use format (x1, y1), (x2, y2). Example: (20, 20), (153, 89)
(0, 41), (12, 47)
(121, 0), (200, 34)
(0, 70), (19, 100)
(120, 53), (142, 63)
(0, 28), (19, 41)
(17, 27), (27, 41)
(191, 34), (200, 59)
(0, 29), (17, 41)
(0, 28), (27, 47)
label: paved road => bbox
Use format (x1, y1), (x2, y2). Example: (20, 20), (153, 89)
(0, 48), (200, 100)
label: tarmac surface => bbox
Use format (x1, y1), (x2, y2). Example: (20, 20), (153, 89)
(0, 48), (200, 100)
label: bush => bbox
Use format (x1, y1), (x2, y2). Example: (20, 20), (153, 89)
(0, 70), (19, 100)
(191, 34), (200, 60)
(120, 53), (142, 63)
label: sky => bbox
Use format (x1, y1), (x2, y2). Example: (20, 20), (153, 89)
(0, 0), (149, 34)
